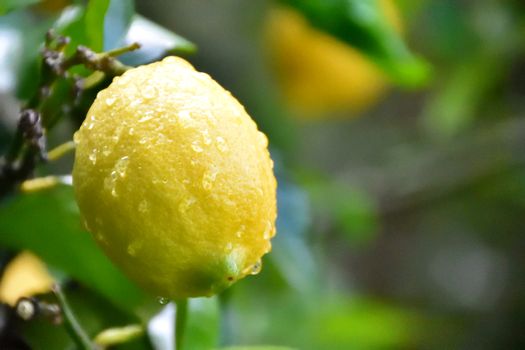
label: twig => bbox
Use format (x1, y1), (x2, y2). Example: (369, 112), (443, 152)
(52, 284), (95, 350)
(0, 31), (140, 200)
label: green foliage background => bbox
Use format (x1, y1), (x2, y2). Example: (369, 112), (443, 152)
(1, 0), (525, 349)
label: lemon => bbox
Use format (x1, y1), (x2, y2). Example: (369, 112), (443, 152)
(34, 0), (71, 13)
(72, 56), (277, 300)
(265, 0), (402, 118)
(0, 251), (53, 305)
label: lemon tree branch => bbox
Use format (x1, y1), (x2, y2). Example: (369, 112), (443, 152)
(0, 31), (139, 199)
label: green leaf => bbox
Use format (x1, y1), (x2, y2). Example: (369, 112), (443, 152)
(103, 0), (135, 51)
(298, 171), (379, 247)
(85, 0), (111, 51)
(119, 15), (197, 66)
(309, 297), (422, 349)
(0, 10), (52, 99)
(0, 0), (41, 15)
(216, 347), (296, 350)
(0, 185), (148, 312)
(183, 297), (220, 350)
(279, 0), (431, 87)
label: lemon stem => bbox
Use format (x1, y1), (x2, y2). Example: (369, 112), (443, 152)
(52, 284), (95, 350)
(105, 42), (141, 57)
(175, 299), (188, 350)
(47, 140), (76, 161)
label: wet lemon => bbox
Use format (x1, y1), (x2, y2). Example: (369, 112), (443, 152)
(73, 56), (277, 300)
(266, 0), (402, 118)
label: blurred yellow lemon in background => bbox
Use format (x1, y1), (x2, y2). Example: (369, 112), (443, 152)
(0, 251), (53, 306)
(34, 0), (71, 13)
(73, 57), (277, 300)
(266, 0), (402, 118)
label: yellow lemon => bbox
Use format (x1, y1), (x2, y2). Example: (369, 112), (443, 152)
(34, 0), (71, 13)
(266, 0), (402, 118)
(73, 57), (277, 300)
(0, 251), (53, 306)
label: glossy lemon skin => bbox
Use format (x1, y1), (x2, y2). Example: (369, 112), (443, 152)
(73, 57), (277, 299)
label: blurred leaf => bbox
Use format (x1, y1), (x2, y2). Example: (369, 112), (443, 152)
(119, 15), (196, 66)
(85, 0), (110, 51)
(298, 171), (378, 247)
(0, 10), (51, 99)
(308, 296), (422, 349)
(270, 176), (319, 293)
(217, 347), (296, 350)
(0, 0), (41, 15)
(54, 1), (120, 54)
(103, 0), (135, 51)
(279, 0), (431, 87)
(183, 297), (220, 350)
(422, 57), (500, 137)
(0, 185), (148, 312)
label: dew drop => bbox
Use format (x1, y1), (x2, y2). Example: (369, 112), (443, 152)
(263, 221), (273, 240)
(89, 150), (97, 164)
(157, 297), (169, 305)
(235, 225), (245, 238)
(202, 130), (212, 145)
(102, 145), (111, 157)
(128, 127), (135, 135)
(105, 97), (116, 106)
(87, 123), (94, 130)
(178, 110), (192, 125)
(250, 260), (262, 275)
(127, 245), (136, 256)
(216, 136), (228, 153)
(115, 156), (129, 177)
(178, 197), (196, 214)
(82, 219), (91, 232)
(138, 199), (149, 213)
(139, 137), (148, 144)
(127, 240), (142, 256)
(191, 141), (203, 153)
(112, 127), (122, 143)
(257, 132), (268, 148)
(138, 115), (153, 123)
(141, 85), (157, 99)
(73, 132), (81, 145)
(202, 169), (218, 191)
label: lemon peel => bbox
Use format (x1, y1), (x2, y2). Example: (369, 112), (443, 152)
(73, 56), (277, 299)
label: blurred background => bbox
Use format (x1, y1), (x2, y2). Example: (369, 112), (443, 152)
(1, 0), (525, 349)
